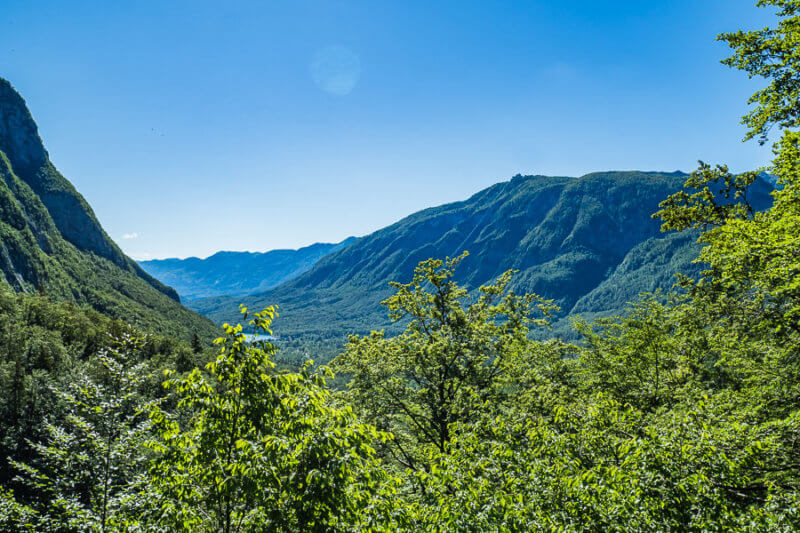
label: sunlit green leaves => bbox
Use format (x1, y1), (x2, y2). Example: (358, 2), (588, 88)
(334, 253), (555, 473)
(146, 306), (388, 532)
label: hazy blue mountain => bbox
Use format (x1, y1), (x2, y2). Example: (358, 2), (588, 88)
(0, 77), (216, 339)
(139, 237), (358, 301)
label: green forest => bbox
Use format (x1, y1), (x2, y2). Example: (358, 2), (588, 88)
(2, 0), (800, 530)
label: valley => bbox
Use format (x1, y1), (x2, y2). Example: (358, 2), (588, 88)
(1, 1), (798, 528)
(149, 170), (773, 362)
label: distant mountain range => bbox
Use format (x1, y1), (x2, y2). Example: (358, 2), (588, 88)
(0, 77), (775, 354)
(139, 238), (357, 301)
(0, 78), (216, 339)
(189, 170), (773, 359)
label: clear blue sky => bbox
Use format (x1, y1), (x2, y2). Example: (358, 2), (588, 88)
(0, 0), (774, 259)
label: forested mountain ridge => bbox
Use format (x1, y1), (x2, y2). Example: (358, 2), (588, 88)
(0, 78), (216, 339)
(194, 170), (773, 346)
(139, 237), (357, 301)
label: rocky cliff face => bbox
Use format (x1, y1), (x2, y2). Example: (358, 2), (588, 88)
(0, 78), (216, 339)
(0, 78), (179, 301)
(0, 80), (47, 175)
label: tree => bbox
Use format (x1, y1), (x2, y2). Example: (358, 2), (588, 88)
(388, 391), (800, 532)
(654, 0), (800, 407)
(190, 332), (203, 355)
(333, 252), (555, 471)
(0, 487), (37, 532)
(573, 295), (687, 411)
(9, 334), (153, 532)
(718, 0), (800, 145)
(145, 306), (387, 533)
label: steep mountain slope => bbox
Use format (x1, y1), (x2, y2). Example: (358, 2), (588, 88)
(139, 237), (357, 301)
(570, 231), (703, 317)
(0, 78), (216, 339)
(193, 171), (773, 355)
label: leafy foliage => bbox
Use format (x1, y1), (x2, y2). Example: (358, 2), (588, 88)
(0, 285), (213, 531)
(145, 306), (387, 532)
(719, 0), (800, 143)
(334, 253), (555, 470)
(10, 335), (154, 532)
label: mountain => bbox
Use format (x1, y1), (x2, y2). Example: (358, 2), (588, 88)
(139, 237), (358, 301)
(192, 170), (774, 359)
(0, 78), (216, 339)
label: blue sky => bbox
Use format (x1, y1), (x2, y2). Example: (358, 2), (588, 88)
(0, 0), (775, 259)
